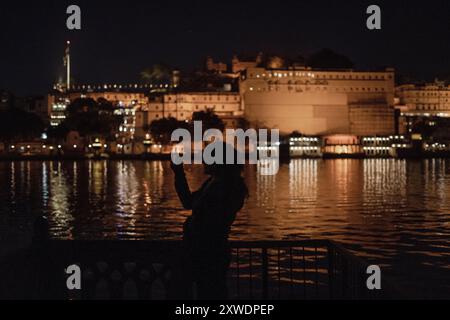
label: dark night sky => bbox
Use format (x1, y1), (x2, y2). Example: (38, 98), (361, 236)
(0, 0), (449, 95)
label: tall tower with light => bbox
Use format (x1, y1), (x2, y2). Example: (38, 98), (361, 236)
(64, 41), (71, 91)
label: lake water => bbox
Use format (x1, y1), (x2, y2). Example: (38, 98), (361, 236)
(1, 159), (449, 298)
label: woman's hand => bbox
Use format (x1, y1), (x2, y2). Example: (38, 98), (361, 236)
(170, 161), (185, 176)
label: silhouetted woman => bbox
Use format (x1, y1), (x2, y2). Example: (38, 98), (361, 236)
(171, 143), (248, 300)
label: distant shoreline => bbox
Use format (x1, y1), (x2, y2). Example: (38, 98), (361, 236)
(1, 153), (450, 161)
(0, 154), (172, 161)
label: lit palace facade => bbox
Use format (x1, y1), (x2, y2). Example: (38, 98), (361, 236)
(135, 92), (243, 138)
(67, 91), (148, 107)
(395, 81), (450, 117)
(240, 67), (396, 135)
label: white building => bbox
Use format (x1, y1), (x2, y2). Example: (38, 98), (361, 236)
(48, 95), (69, 127)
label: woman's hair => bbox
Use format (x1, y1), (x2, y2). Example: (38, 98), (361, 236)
(207, 141), (249, 199)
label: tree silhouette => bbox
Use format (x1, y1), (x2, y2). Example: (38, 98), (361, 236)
(149, 117), (188, 144)
(0, 108), (45, 142)
(62, 98), (122, 139)
(192, 109), (225, 131)
(307, 49), (354, 69)
(141, 63), (172, 84)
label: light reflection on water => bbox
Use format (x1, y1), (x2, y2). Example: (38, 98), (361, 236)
(1, 159), (450, 297)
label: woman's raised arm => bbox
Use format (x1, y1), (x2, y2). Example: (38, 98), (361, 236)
(171, 163), (194, 210)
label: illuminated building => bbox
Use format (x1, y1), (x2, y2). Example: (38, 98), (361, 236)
(396, 80), (450, 116)
(232, 53), (263, 74)
(240, 67), (396, 136)
(395, 80), (450, 133)
(67, 91), (147, 107)
(48, 95), (69, 127)
(322, 135), (363, 157)
(205, 53), (263, 75)
(289, 136), (322, 158)
(135, 91), (244, 138)
(206, 57), (228, 73)
(69, 91), (145, 135)
(361, 135), (410, 157)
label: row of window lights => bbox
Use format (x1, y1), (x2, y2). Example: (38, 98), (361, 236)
(392, 144), (409, 148)
(402, 112), (450, 118)
(290, 137), (320, 142)
(81, 94), (142, 101)
(249, 86), (386, 92)
(10, 145), (62, 150)
(291, 147), (320, 151)
(53, 102), (140, 112)
(256, 72), (315, 79)
(415, 105), (450, 111)
(52, 104), (67, 110)
(425, 143), (447, 148)
(114, 110), (136, 115)
(255, 73), (388, 80)
(166, 96), (239, 102)
(363, 147), (391, 151)
(256, 147), (278, 151)
(150, 105), (232, 112)
(9, 144), (111, 150)
(152, 105), (231, 111)
(71, 84), (172, 90)
(102, 96), (141, 101)
(410, 98), (450, 102)
(363, 136), (405, 142)
(406, 92), (450, 96)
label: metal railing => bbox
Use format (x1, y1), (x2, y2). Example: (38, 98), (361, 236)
(228, 240), (402, 300)
(0, 239), (403, 300)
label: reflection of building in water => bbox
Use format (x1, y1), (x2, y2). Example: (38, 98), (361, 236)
(256, 162), (277, 209)
(363, 159), (407, 197)
(324, 159), (363, 205)
(253, 161), (285, 239)
(115, 162), (139, 218)
(241, 67), (395, 136)
(109, 161), (142, 238)
(48, 162), (74, 239)
(362, 160), (407, 226)
(88, 161), (108, 198)
(142, 161), (165, 207)
(422, 159), (449, 211)
(10, 162), (16, 202)
(72, 161), (78, 192)
(41, 162), (48, 208)
(289, 160), (318, 206)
